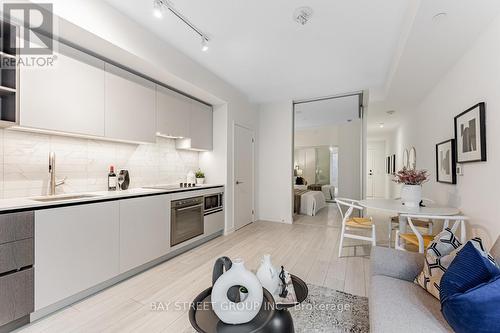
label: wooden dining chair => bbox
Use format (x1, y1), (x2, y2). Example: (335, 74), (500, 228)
(395, 214), (468, 253)
(336, 198), (376, 257)
(388, 198), (435, 247)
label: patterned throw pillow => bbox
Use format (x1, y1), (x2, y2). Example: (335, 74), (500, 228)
(415, 228), (462, 299)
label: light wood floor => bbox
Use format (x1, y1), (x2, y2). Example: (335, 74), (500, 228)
(17, 204), (371, 333)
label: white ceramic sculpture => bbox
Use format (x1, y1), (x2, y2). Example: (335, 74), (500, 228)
(211, 258), (263, 324)
(256, 254), (280, 294)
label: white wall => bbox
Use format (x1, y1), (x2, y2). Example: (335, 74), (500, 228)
(30, 0), (257, 233)
(384, 14), (500, 245)
(256, 102), (293, 224)
(295, 126), (339, 147)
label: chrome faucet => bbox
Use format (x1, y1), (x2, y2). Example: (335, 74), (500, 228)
(49, 152), (67, 196)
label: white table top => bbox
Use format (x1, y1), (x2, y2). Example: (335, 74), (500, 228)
(359, 198), (461, 216)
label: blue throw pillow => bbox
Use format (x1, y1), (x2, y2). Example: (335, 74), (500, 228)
(440, 240), (500, 333)
(441, 275), (500, 333)
(440, 241), (500, 302)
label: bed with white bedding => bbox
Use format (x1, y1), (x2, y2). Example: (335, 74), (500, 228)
(294, 187), (326, 216)
(322, 185), (336, 202)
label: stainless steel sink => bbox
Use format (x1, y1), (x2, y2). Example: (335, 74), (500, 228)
(31, 194), (101, 203)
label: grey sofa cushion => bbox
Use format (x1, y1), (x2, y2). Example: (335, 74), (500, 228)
(370, 275), (453, 333)
(371, 246), (424, 282)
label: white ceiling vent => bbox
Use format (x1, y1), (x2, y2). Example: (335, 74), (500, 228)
(293, 7), (313, 25)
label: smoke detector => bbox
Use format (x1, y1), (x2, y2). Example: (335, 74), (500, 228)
(386, 110), (396, 115)
(293, 7), (313, 25)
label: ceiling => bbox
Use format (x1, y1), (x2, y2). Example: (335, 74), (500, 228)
(103, 0), (413, 103)
(368, 0), (500, 136)
(294, 95), (360, 129)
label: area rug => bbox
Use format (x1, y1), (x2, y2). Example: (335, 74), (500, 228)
(290, 284), (369, 333)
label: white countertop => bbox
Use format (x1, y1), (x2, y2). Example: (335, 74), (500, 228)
(0, 184), (224, 213)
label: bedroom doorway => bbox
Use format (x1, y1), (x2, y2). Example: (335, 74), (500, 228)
(293, 92), (364, 222)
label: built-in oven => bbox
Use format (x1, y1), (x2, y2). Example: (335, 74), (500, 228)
(171, 196), (204, 247)
(204, 192), (223, 215)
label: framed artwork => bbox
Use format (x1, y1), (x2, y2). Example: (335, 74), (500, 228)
(392, 154), (396, 174)
(386, 156), (391, 174)
(436, 139), (457, 184)
(454, 102), (486, 163)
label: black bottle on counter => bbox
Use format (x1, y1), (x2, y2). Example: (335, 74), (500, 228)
(108, 165), (117, 191)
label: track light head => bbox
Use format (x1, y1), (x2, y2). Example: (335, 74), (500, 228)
(201, 37), (209, 52)
(153, 0), (163, 18)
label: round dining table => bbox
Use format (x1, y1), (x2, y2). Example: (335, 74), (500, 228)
(358, 198), (461, 247)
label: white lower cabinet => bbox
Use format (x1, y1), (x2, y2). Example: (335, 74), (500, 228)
(119, 195), (170, 273)
(34, 202), (120, 311)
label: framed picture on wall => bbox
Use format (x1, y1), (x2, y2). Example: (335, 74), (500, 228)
(454, 102), (486, 163)
(392, 154), (396, 174)
(386, 156), (391, 174)
(436, 139), (457, 184)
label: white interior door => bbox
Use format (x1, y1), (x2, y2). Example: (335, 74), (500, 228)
(373, 151), (385, 198)
(366, 150), (375, 197)
(234, 124), (255, 230)
(367, 147), (385, 198)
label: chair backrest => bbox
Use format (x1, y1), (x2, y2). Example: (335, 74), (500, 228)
(401, 214), (468, 243)
(336, 198), (363, 222)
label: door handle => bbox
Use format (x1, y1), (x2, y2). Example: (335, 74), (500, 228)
(236, 181), (244, 185)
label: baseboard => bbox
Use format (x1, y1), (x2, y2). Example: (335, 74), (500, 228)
(257, 218), (293, 224)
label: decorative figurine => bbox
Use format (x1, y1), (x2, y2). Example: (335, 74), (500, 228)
(279, 265), (288, 298)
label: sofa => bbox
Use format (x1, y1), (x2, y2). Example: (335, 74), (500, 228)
(369, 236), (500, 333)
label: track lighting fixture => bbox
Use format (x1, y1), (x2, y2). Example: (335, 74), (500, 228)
(153, 0), (211, 52)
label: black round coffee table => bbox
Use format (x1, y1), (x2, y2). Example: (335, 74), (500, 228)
(189, 274), (308, 333)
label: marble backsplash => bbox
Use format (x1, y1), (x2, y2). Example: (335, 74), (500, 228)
(0, 129), (200, 198)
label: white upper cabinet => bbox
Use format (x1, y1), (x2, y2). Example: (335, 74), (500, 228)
(104, 64), (156, 143)
(156, 85), (190, 138)
(20, 41), (105, 136)
(189, 101), (213, 151)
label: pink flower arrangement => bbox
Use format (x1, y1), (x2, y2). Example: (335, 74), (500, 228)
(393, 168), (429, 185)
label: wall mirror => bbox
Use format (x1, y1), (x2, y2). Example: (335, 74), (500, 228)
(403, 149), (409, 169)
(409, 147), (417, 169)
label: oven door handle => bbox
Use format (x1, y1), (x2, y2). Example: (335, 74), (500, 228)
(175, 204), (203, 212)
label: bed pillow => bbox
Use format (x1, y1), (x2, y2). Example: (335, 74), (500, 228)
(414, 228), (462, 299)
